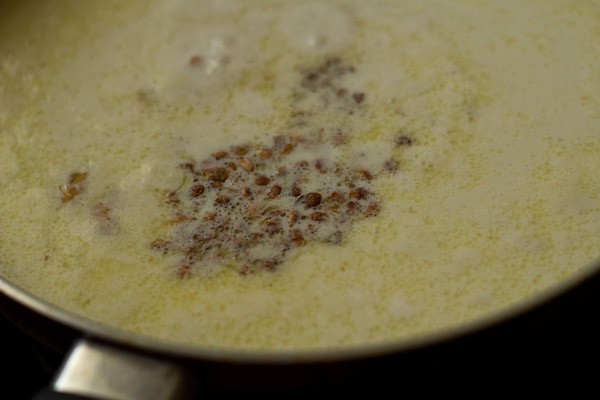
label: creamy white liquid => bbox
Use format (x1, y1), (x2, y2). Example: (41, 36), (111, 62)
(1, 0), (599, 350)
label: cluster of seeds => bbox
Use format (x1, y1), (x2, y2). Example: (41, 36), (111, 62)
(297, 57), (366, 110)
(149, 56), (413, 278)
(151, 133), (386, 277)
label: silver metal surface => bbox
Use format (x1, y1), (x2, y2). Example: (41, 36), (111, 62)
(53, 339), (192, 400)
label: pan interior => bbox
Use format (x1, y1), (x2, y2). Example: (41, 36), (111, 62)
(1, 0), (600, 352)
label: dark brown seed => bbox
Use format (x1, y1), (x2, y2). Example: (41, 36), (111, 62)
(329, 192), (345, 203)
(211, 182), (222, 189)
(315, 159), (326, 173)
(255, 175), (271, 186)
(265, 221), (281, 236)
(215, 195), (230, 205)
(227, 161), (237, 170)
(240, 157), (254, 172)
(349, 187), (369, 200)
(305, 192), (322, 208)
(180, 162), (195, 172)
(347, 201), (359, 212)
(310, 212), (328, 222)
(366, 202), (380, 217)
(203, 167), (229, 182)
(212, 151), (228, 160)
(290, 229), (305, 245)
(176, 264), (192, 279)
(288, 210), (300, 226)
(297, 160), (309, 169)
(204, 212), (216, 221)
(189, 55), (204, 67)
(281, 143), (294, 155)
(257, 149), (272, 158)
(190, 184), (205, 197)
(291, 186), (302, 197)
(384, 159), (398, 172)
(268, 185), (282, 199)
(68, 172), (88, 184)
(165, 191), (179, 204)
(275, 166), (287, 176)
(395, 135), (414, 147)
(358, 170), (373, 181)
(353, 92), (365, 104)
(231, 145), (249, 155)
(59, 185), (79, 202)
(242, 187), (252, 198)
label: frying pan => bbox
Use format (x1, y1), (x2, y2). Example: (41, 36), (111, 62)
(2, 1), (600, 398)
(2, 256), (600, 399)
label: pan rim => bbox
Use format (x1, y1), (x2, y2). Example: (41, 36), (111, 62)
(2, 255), (600, 364)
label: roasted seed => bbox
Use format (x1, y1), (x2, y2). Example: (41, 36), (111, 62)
(240, 157), (254, 172)
(297, 160), (309, 169)
(275, 166), (287, 176)
(305, 192), (322, 208)
(180, 162), (195, 173)
(315, 159), (326, 173)
(310, 212), (328, 221)
(268, 185), (282, 199)
(288, 210), (300, 226)
(204, 212), (216, 221)
(346, 201), (359, 212)
(257, 149), (272, 158)
(69, 172), (88, 184)
(166, 191), (179, 204)
(281, 143), (294, 155)
(255, 175), (271, 186)
(395, 135), (413, 147)
(242, 187), (252, 198)
(227, 162), (238, 170)
(366, 202), (380, 217)
(349, 188), (369, 200)
(203, 167), (229, 182)
(265, 221), (281, 236)
(329, 192), (345, 203)
(190, 184), (205, 197)
(215, 195), (230, 205)
(291, 186), (302, 197)
(384, 159), (398, 172)
(176, 264), (192, 279)
(231, 145), (249, 155)
(189, 55), (204, 67)
(290, 229), (305, 245)
(212, 151), (228, 160)
(353, 92), (365, 104)
(359, 170), (373, 181)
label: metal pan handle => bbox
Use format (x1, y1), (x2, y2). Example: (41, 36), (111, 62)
(33, 338), (194, 400)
